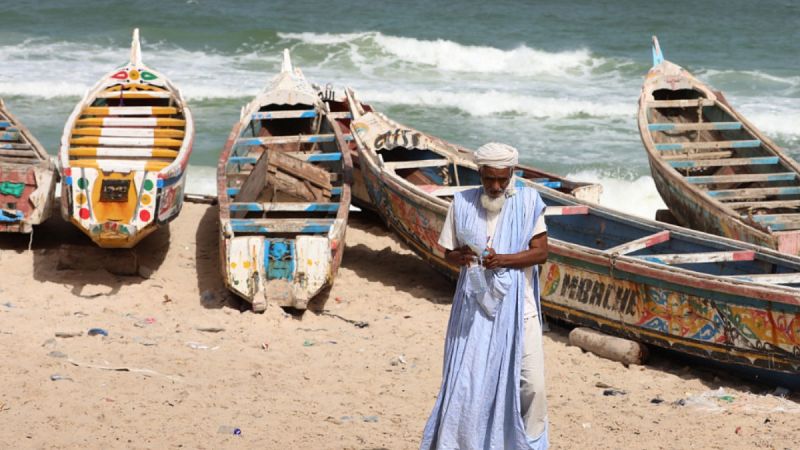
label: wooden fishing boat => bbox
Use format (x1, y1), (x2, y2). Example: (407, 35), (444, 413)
(59, 29), (194, 248)
(349, 101), (800, 385)
(343, 91), (601, 211)
(638, 36), (800, 256)
(0, 99), (57, 233)
(218, 50), (353, 312)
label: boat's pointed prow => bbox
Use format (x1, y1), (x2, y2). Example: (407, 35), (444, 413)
(281, 48), (292, 73)
(130, 28), (143, 66)
(651, 35), (664, 67)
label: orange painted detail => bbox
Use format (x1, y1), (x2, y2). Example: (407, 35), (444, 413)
(89, 172), (138, 223)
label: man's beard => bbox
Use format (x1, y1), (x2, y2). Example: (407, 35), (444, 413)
(480, 193), (506, 213)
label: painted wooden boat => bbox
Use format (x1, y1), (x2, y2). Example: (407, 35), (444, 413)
(0, 99), (57, 233)
(349, 102), (800, 384)
(218, 50), (353, 312)
(58, 29), (194, 248)
(343, 90), (602, 212)
(638, 37), (800, 256)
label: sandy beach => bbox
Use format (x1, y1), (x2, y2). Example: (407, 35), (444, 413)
(0, 201), (798, 449)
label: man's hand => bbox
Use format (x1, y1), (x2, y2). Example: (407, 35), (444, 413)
(482, 247), (509, 269)
(445, 245), (477, 266)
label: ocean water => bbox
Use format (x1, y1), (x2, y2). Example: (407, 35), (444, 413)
(1, 0), (798, 219)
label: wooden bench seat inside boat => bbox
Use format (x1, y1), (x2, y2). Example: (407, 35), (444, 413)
(0, 115), (37, 161)
(68, 85), (184, 172)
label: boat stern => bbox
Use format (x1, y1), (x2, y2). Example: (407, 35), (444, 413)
(224, 233), (335, 311)
(0, 163), (56, 233)
(60, 166), (163, 247)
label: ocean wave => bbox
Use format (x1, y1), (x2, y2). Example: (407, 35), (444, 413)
(359, 88), (634, 118)
(566, 170), (666, 220)
(279, 31), (606, 77)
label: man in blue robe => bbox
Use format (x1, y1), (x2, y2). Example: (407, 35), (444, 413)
(421, 143), (549, 450)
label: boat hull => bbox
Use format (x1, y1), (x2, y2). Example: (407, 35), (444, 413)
(354, 112), (800, 383)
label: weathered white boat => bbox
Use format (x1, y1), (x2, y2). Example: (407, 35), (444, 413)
(217, 50), (353, 311)
(59, 29), (194, 248)
(0, 99), (56, 233)
(639, 36), (800, 255)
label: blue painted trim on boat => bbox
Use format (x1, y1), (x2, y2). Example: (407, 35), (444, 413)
(0, 210), (23, 222)
(252, 110), (317, 120)
(537, 181), (562, 189)
(0, 131), (20, 141)
(655, 143), (683, 151)
(648, 122), (743, 132)
(652, 39), (664, 66)
(229, 203), (340, 212)
(708, 186), (800, 198)
(331, 187), (342, 196)
(0, 121), (11, 128)
(656, 140), (761, 151)
(732, 140), (762, 148)
(308, 152), (342, 162)
(229, 156), (258, 165)
(158, 173), (183, 189)
(685, 172), (795, 184)
(230, 222), (331, 234)
(669, 156), (779, 169)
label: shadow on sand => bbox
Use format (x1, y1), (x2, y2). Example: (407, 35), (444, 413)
(0, 202), (170, 297)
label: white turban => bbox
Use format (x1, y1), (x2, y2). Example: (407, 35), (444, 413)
(475, 142), (518, 169)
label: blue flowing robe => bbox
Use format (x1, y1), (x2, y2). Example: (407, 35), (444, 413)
(421, 186), (548, 450)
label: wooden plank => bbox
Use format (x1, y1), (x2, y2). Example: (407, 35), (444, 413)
(252, 110), (316, 120)
(648, 99), (715, 108)
(0, 131), (20, 141)
(747, 213), (800, 223)
(648, 122), (742, 132)
(726, 199), (800, 209)
(76, 117), (186, 127)
(634, 250), (755, 265)
(70, 136), (183, 147)
(96, 91), (172, 99)
(685, 172), (796, 184)
(723, 273), (800, 284)
(384, 159), (449, 170)
(228, 186), (342, 198)
(229, 152), (343, 165)
(237, 134), (353, 146)
(229, 202), (340, 213)
(83, 106), (178, 116)
(229, 218), (335, 234)
(68, 159), (170, 172)
(655, 140), (761, 151)
(68, 147), (179, 158)
(669, 156), (779, 169)
(544, 205), (589, 216)
(0, 143), (33, 151)
(662, 151), (733, 161)
(709, 186), (800, 200)
(605, 230), (670, 255)
(0, 149), (37, 158)
(72, 127), (185, 138)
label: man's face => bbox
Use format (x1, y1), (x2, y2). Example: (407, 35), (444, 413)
(479, 166), (513, 199)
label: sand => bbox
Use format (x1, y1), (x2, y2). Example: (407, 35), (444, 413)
(0, 202), (798, 449)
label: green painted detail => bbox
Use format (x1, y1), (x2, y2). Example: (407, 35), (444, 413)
(143, 179), (154, 191)
(0, 181), (24, 197)
(141, 71), (157, 81)
(77, 178), (88, 189)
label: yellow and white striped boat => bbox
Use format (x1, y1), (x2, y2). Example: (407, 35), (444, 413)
(59, 29), (194, 248)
